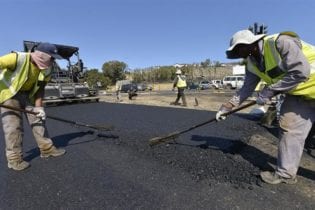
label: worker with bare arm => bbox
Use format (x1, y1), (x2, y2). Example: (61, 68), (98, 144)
(0, 43), (66, 171)
(216, 29), (315, 184)
(171, 69), (187, 106)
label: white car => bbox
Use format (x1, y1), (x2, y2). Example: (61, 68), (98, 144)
(199, 80), (212, 90)
(222, 75), (245, 89)
(211, 80), (223, 89)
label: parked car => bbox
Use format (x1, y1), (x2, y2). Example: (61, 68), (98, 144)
(137, 83), (147, 91)
(211, 80), (223, 89)
(121, 83), (138, 93)
(137, 83), (153, 91)
(186, 81), (200, 90)
(222, 75), (245, 89)
(199, 80), (212, 90)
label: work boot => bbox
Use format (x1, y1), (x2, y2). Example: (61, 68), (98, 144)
(8, 160), (30, 171)
(170, 102), (180, 106)
(260, 171), (297, 185)
(40, 146), (66, 158)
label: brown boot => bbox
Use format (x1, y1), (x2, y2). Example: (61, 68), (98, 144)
(41, 146), (66, 158)
(8, 160), (30, 171)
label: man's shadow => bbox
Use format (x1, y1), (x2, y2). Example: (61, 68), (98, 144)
(237, 112), (315, 159)
(24, 130), (118, 162)
(189, 134), (315, 182)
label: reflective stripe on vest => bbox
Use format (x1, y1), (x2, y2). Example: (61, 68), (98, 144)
(0, 52), (30, 103)
(0, 52), (51, 103)
(176, 75), (187, 88)
(246, 32), (315, 99)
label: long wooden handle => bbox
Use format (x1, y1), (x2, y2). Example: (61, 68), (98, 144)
(0, 104), (114, 131)
(149, 101), (256, 146)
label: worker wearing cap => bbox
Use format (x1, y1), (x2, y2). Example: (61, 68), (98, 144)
(216, 29), (315, 184)
(0, 42), (66, 171)
(171, 69), (187, 106)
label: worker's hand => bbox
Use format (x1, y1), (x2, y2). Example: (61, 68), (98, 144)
(34, 106), (46, 120)
(172, 88), (175, 91)
(256, 87), (275, 105)
(216, 102), (233, 121)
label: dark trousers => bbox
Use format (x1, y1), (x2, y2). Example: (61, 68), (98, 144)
(174, 88), (187, 106)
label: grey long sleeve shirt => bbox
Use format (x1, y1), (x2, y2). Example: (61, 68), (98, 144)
(230, 34), (310, 106)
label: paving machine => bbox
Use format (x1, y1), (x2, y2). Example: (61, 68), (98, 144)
(23, 41), (99, 105)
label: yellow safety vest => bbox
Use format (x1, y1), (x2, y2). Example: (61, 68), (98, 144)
(0, 52), (51, 103)
(246, 32), (315, 99)
(176, 75), (187, 88)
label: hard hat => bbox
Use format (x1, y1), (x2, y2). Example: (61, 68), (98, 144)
(226, 30), (266, 59)
(175, 69), (182, 74)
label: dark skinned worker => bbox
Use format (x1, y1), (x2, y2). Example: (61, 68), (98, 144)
(216, 29), (315, 184)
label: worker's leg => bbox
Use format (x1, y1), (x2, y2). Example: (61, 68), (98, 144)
(174, 89), (181, 105)
(25, 105), (65, 158)
(1, 97), (30, 170)
(180, 89), (187, 106)
(305, 123), (315, 150)
(277, 96), (315, 178)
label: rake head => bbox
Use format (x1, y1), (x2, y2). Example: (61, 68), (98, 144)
(149, 132), (180, 146)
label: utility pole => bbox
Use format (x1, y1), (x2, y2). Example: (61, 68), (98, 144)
(248, 22), (268, 35)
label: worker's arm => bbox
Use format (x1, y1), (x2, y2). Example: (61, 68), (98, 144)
(34, 82), (46, 107)
(173, 76), (178, 88)
(268, 35), (310, 93)
(229, 70), (260, 106)
(0, 53), (18, 70)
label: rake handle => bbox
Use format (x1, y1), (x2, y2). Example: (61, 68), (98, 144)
(0, 104), (39, 115)
(149, 100), (256, 146)
(0, 103), (112, 131)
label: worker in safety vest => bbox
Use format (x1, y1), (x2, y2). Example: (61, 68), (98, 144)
(171, 69), (187, 106)
(0, 43), (66, 171)
(216, 29), (315, 184)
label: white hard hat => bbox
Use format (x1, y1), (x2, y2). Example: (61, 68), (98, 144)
(226, 30), (266, 59)
(176, 69), (182, 74)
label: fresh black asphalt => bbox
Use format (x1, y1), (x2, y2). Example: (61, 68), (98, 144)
(0, 102), (314, 209)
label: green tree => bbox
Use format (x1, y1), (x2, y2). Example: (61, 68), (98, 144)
(200, 58), (211, 68)
(102, 60), (127, 84)
(132, 69), (145, 83)
(181, 65), (194, 81)
(84, 69), (111, 89)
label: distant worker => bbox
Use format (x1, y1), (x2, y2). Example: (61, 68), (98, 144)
(115, 80), (122, 101)
(171, 69), (187, 106)
(216, 29), (315, 184)
(0, 43), (66, 171)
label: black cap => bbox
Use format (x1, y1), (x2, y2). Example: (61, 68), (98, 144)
(36, 42), (63, 59)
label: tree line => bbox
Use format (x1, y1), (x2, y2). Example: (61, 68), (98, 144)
(83, 59), (225, 89)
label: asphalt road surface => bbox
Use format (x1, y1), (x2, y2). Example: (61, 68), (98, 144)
(0, 102), (314, 209)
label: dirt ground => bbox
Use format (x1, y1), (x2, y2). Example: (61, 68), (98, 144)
(101, 89), (251, 112)
(99, 89), (315, 200)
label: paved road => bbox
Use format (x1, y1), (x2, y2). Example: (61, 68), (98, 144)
(0, 102), (314, 209)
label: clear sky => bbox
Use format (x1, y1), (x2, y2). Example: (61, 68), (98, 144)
(1, 0), (315, 70)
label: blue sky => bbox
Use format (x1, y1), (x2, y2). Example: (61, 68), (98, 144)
(1, 0), (315, 70)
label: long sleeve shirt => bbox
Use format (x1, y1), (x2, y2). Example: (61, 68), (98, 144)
(230, 34), (310, 106)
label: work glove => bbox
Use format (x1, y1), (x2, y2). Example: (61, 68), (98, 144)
(34, 106), (46, 120)
(256, 87), (275, 106)
(216, 102), (233, 121)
